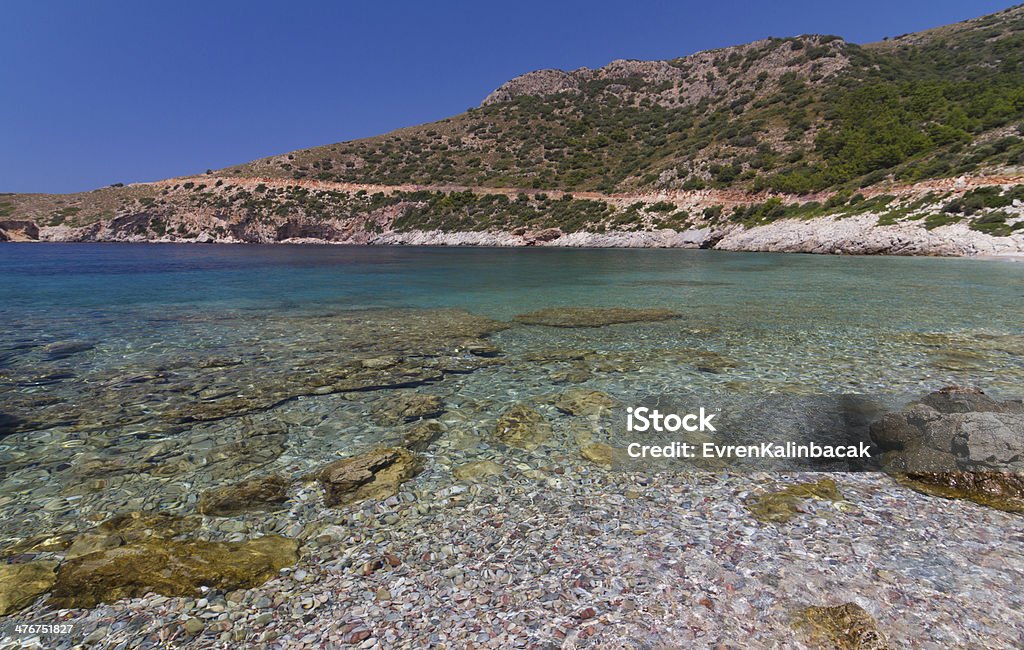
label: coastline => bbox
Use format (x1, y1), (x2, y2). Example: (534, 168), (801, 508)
(7, 217), (1024, 258)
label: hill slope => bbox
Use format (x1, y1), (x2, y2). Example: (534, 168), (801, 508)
(2, 4), (1024, 255)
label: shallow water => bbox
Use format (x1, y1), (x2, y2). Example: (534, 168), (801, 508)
(1, 243), (1023, 541)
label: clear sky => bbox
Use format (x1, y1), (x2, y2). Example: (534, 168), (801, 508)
(2, 0), (1019, 193)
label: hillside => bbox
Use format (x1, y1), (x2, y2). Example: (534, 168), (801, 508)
(2, 4), (1024, 254)
(225, 4), (1024, 194)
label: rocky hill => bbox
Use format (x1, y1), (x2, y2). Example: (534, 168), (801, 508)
(2, 4), (1024, 255)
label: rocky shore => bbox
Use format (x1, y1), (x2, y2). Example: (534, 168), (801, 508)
(10, 217), (1023, 258)
(4, 175), (1023, 257)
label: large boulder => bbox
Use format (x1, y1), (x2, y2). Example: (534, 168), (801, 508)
(316, 448), (422, 507)
(870, 387), (1024, 512)
(0, 561), (58, 614)
(50, 536), (298, 609)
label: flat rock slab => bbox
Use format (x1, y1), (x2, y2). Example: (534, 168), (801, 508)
(317, 447), (422, 507)
(374, 393), (445, 423)
(553, 389), (619, 417)
(49, 535), (298, 609)
(512, 307), (681, 328)
(453, 460), (505, 481)
(494, 404), (552, 450)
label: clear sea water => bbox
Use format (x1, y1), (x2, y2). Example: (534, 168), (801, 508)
(1, 243), (1022, 539)
(3, 242), (1022, 323)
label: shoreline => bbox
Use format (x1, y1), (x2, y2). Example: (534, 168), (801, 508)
(6, 235), (1024, 260)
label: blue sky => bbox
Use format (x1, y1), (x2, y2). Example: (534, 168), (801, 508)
(2, 0), (1018, 193)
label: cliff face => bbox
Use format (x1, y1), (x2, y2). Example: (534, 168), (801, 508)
(481, 37), (849, 109)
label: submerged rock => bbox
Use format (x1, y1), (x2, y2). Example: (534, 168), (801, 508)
(1, 308), (507, 438)
(96, 511), (200, 541)
(794, 602), (889, 650)
(40, 340), (95, 361)
(0, 561), (58, 614)
(580, 443), (617, 468)
(0, 412), (23, 437)
(893, 472), (1024, 513)
(459, 340), (501, 357)
(553, 389), (619, 417)
(204, 429), (289, 476)
(512, 307), (680, 328)
(66, 532), (125, 560)
(64, 511), (203, 560)
(400, 420), (445, 452)
(452, 460), (505, 481)
(198, 475), (290, 516)
(374, 393), (445, 423)
(549, 365), (592, 384)
(870, 386), (1024, 512)
(918, 385), (1022, 414)
(49, 535), (299, 609)
(3, 532), (76, 556)
(316, 448), (422, 507)
(494, 404), (552, 450)
(746, 479), (843, 523)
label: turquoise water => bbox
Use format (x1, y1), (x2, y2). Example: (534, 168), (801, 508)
(1, 243), (1023, 541)
(3, 243), (1023, 328)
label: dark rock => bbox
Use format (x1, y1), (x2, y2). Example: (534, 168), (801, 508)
(512, 307), (680, 328)
(198, 475), (290, 516)
(871, 387), (1024, 512)
(0, 412), (22, 437)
